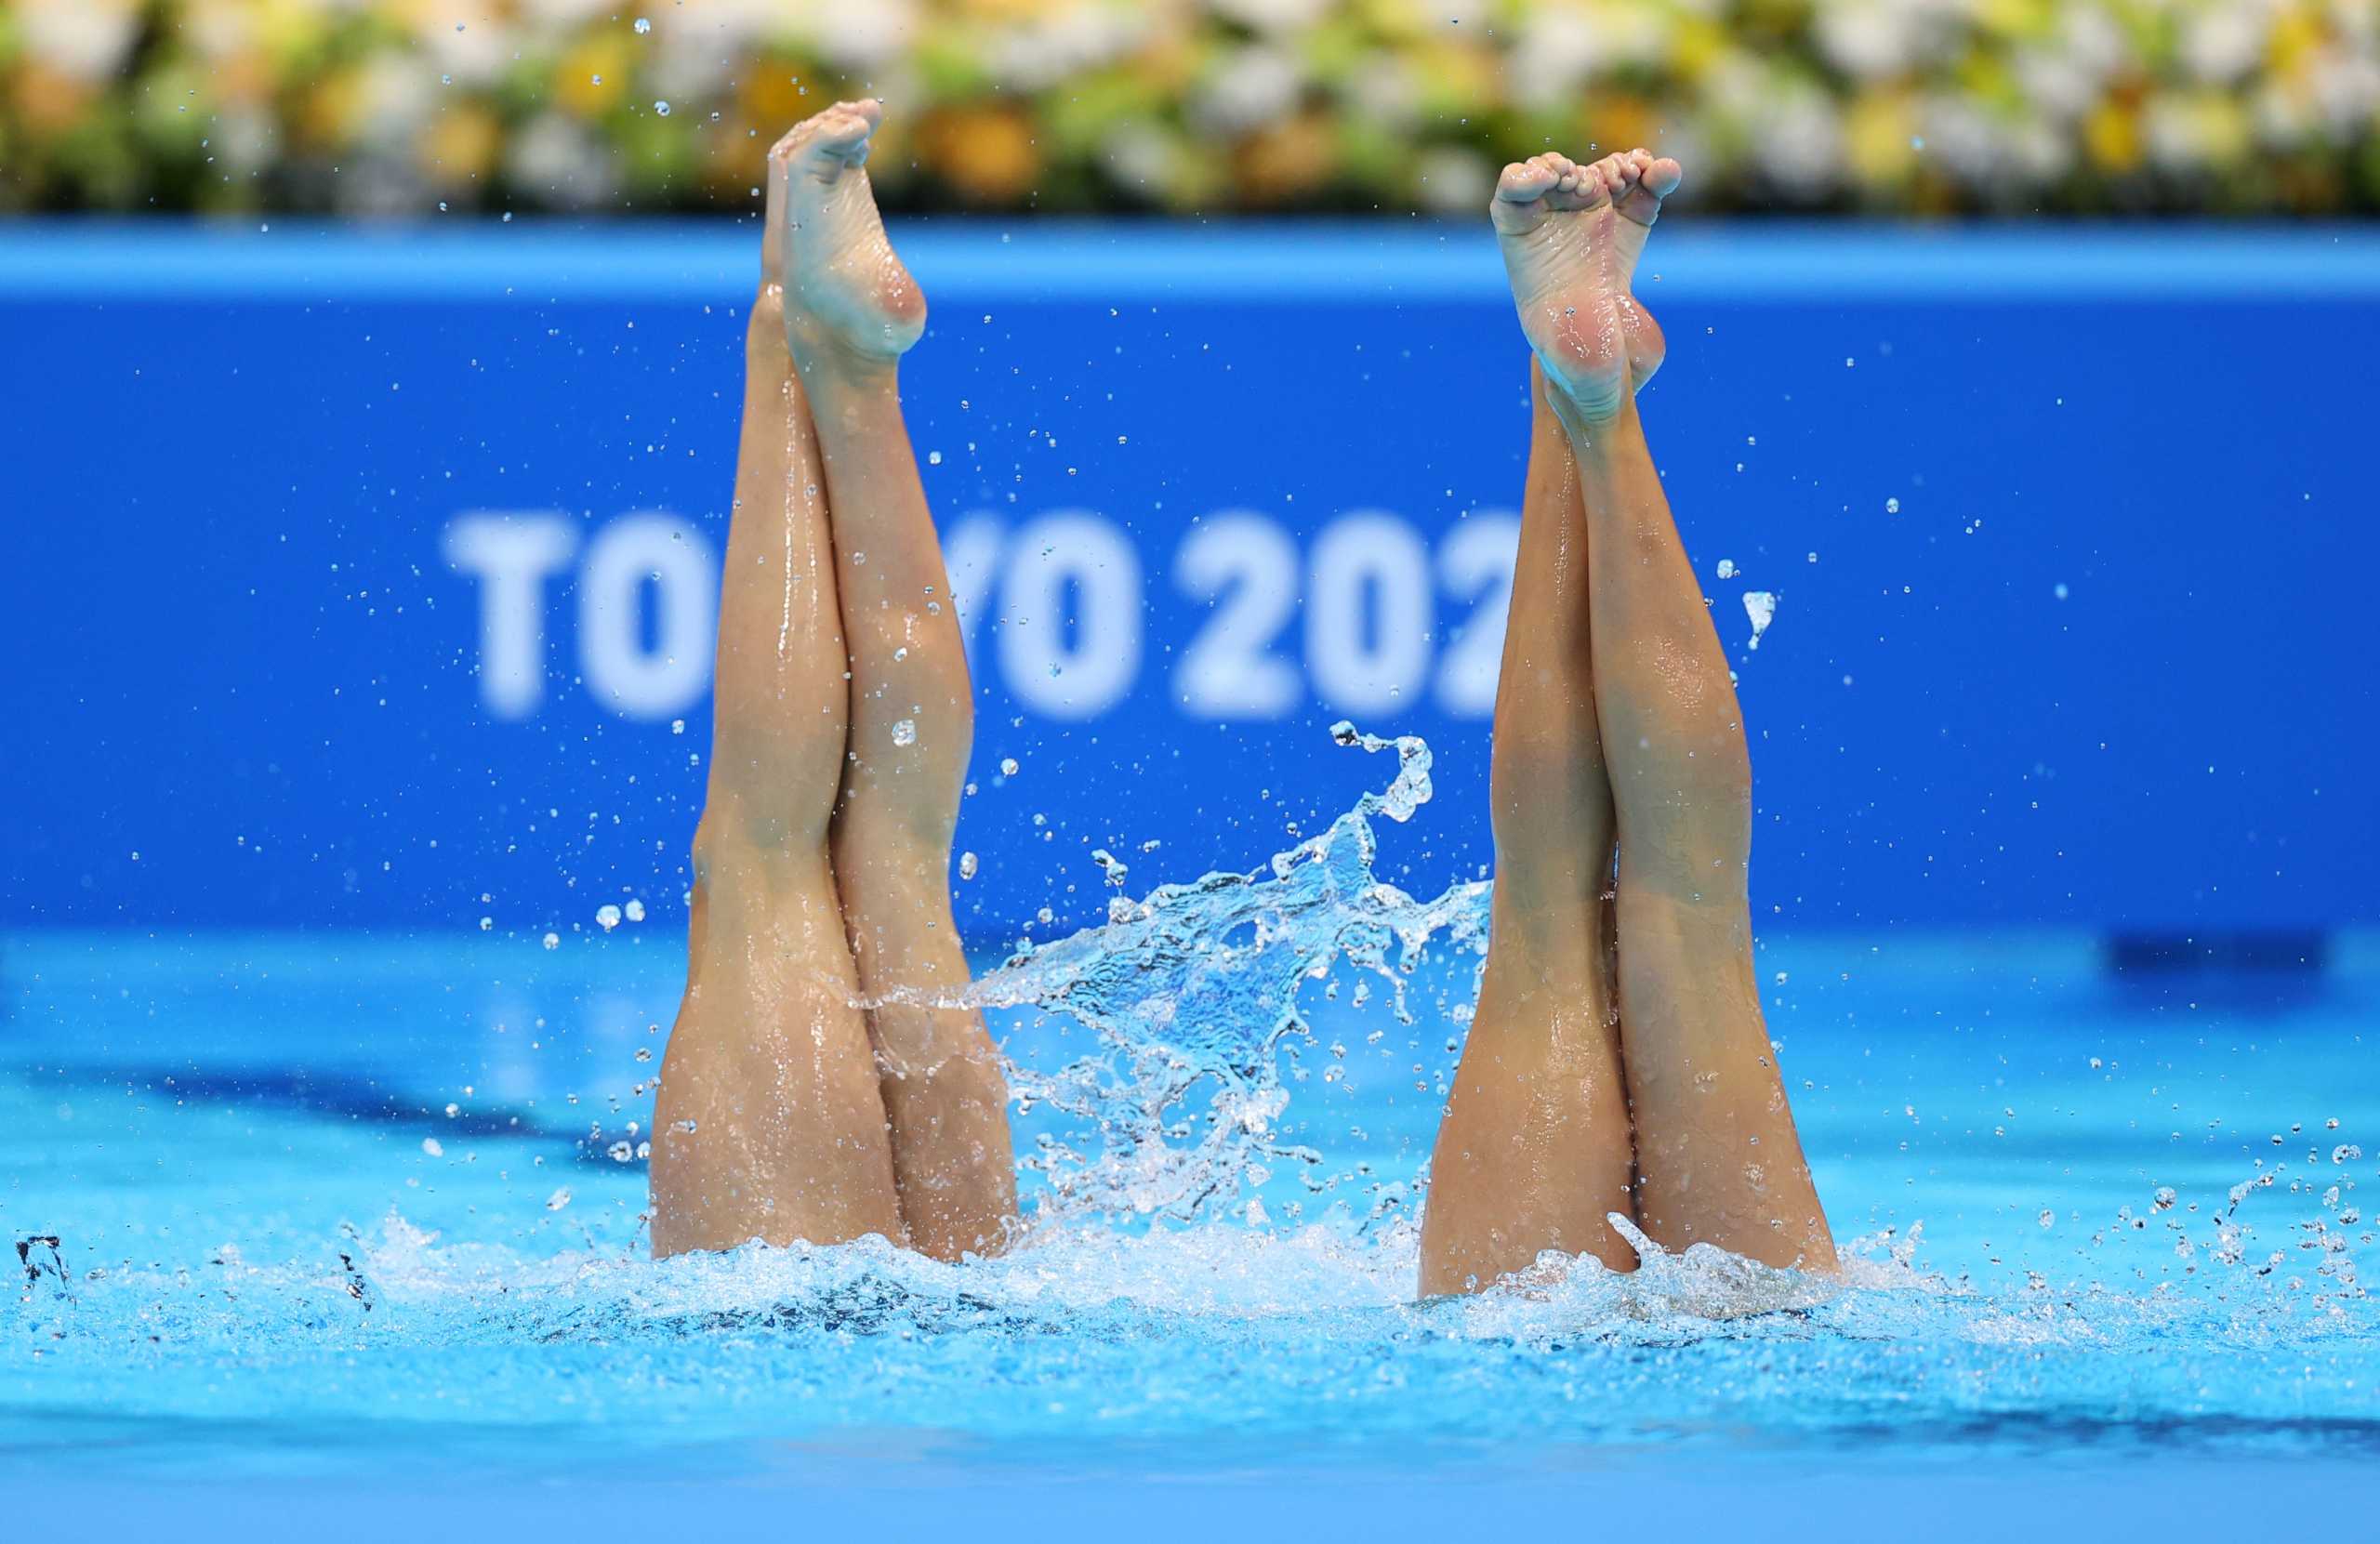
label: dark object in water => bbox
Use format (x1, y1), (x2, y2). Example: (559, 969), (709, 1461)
(2104, 931), (2329, 973)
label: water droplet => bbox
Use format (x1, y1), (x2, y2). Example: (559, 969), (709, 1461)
(891, 719), (917, 746)
(1000, 758), (1020, 776)
(959, 851), (979, 880)
(654, 100), (670, 116)
(634, 16), (651, 33)
(625, 899), (645, 923)
(1742, 591), (1778, 651)
(421, 1138), (444, 1157)
(1885, 496), (1901, 513)
(541, 931), (560, 950)
(596, 904), (622, 931)
(1716, 558), (1738, 579)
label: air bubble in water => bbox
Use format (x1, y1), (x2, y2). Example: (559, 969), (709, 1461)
(892, 719), (918, 746)
(1742, 591), (1777, 650)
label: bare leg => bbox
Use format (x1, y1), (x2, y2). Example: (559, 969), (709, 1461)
(1418, 361), (1633, 1295)
(777, 101), (1019, 1260)
(649, 130), (905, 1258)
(1496, 147), (1834, 1270)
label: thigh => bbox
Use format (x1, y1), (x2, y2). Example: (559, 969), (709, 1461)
(1419, 891), (1635, 1294)
(1611, 882), (1833, 1270)
(650, 852), (905, 1256)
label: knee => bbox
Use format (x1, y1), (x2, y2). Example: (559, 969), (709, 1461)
(1488, 730), (1614, 858)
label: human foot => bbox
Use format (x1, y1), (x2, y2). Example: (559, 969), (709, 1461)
(772, 99), (925, 367)
(1489, 147), (1682, 422)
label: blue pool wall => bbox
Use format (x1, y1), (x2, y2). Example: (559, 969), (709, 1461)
(2, 221), (2373, 944)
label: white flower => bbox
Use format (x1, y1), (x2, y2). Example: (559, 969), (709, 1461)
(2144, 95), (2211, 172)
(2182, 2), (2269, 86)
(805, 0), (919, 71)
(419, 11), (516, 88)
(2058, 3), (2132, 80)
(2015, 46), (2102, 123)
(215, 107), (278, 176)
(1100, 121), (1178, 195)
(649, 33), (741, 106)
(179, 0), (257, 65)
(2009, 117), (2071, 187)
(1508, 8), (1600, 111)
(1205, 0), (1337, 31)
(1918, 95), (2004, 184)
(1413, 145), (1492, 214)
(354, 56), (440, 151)
(1750, 87), (1844, 197)
(2311, 51), (2380, 136)
(992, 4), (1150, 93)
(1815, 0), (1920, 81)
(1341, 51), (1421, 130)
(1194, 45), (1302, 136)
(521, 0), (615, 27)
(507, 113), (621, 210)
(17, 0), (141, 83)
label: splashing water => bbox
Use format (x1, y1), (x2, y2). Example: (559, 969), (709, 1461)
(3, 727), (2373, 1473)
(1743, 589), (1778, 650)
(972, 722), (1488, 1227)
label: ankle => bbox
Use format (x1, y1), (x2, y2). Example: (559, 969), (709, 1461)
(784, 312), (904, 395)
(1544, 372), (1633, 438)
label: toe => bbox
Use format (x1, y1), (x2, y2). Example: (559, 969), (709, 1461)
(1497, 160), (1558, 203)
(1643, 157), (1684, 199)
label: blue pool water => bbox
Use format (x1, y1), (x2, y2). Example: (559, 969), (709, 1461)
(5, 750), (2374, 1535)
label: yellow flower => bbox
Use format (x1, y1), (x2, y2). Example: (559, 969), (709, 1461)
(1672, 16), (1728, 84)
(1580, 95), (1657, 161)
(295, 67), (365, 150)
(739, 65), (821, 133)
(1845, 90), (1918, 189)
(558, 34), (630, 118)
(2083, 98), (2141, 173)
(11, 61), (96, 136)
(1235, 111), (1334, 205)
(418, 103), (502, 186)
(2268, 7), (2327, 84)
(919, 104), (1041, 203)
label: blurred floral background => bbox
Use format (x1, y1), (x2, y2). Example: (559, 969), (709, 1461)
(4, 0), (2376, 218)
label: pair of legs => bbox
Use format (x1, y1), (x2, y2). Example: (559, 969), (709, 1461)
(650, 102), (1014, 1261)
(1418, 150), (1835, 1294)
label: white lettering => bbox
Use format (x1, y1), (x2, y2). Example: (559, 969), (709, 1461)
(442, 512), (578, 719)
(579, 513), (717, 719)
